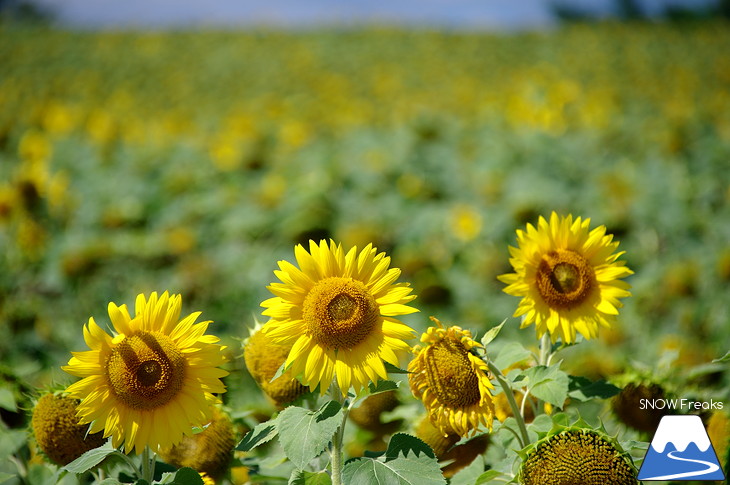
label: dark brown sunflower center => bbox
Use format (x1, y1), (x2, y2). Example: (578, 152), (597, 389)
(521, 430), (638, 485)
(536, 250), (595, 310)
(303, 277), (380, 350)
(423, 338), (481, 408)
(106, 331), (186, 410)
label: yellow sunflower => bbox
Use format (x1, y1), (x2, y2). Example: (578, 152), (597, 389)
(63, 291), (228, 454)
(408, 318), (495, 437)
(498, 212), (633, 344)
(261, 240), (418, 396)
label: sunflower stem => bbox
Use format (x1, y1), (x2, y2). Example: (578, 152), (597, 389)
(329, 380), (350, 485)
(140, 446), (156, 482)
(538, 332), (552, 366)
(486, 360), (530, 448)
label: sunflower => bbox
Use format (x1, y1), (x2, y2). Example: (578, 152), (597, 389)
(159, 406), (236, 480)
(62, 291), (228, 454)
(31, 393), (107, 466)
(408, 318), (495, 437)
(243, 321), (309, 406)
(498, 212), (632, 344)
(520, 427), (638, 485)
(261, 240), (418, 396)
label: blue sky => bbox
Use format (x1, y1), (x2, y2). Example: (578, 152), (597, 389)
(33, 0), (718, 29)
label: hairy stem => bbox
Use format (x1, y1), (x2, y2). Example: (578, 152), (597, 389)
(487, 360), (530, 448)
(329, 380), (350, 485)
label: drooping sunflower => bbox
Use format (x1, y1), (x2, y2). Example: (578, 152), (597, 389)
(498, 212), (633, 344)
(243, 321), (308, 406)
(159, 406), (236, 480)
(520, 426), (638, 485)
(408, 318), (495, 437)
(261, 240), (418, 396)
(31, 393), (107, 466)
(63, 291), (228, 454)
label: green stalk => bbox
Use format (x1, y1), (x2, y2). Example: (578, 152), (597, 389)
(486, 360), (530, 448)
(538, 332), (552, 366)
(329, 380), (350, 485)
(140, 446), (156, 482)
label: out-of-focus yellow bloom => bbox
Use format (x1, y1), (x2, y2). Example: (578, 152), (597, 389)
(449, 204), (482, 242)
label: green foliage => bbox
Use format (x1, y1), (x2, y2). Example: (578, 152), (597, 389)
(343, 452), (446, 485)
(383, 433), (435, 460)
(62, 441), (116, 474)
(237, 420), (279, 451)
(288, 470), (333, 485)
(155, 467), (204, 484)
(522, 365), (570, 409)
(567, 375), (621, 401)
(277, 401), (344, 470)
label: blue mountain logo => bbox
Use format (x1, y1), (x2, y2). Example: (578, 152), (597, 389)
(638, 415), (726, 481)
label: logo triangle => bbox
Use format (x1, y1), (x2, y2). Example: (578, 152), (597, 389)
(638, 415), (726, 481)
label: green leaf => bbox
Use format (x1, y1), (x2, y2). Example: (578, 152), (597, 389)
(98, 479), (123, 485)
(492, 341), (532, 370)
(567, 375), (621, 402)
(367, 379), (399, 395)
(523, 365), (569, 409)
(62, 440), (116, 474)
(25, 464), (58, 485)
(384, 361), (411, 374)
(277, 401), (344, 470)
(384, 433), (435, 460)
(0, 473), (15, 485)
(713, 350), (730, 363)
(448, 456), (484, 485)
(0, 388), (16, 412)
(480, 319), (507, 348)
(288, 470), (332, 485)
(475, 469), (506, 484)
(342, 452), (446, 485)
(171, 467), (205, 484)
(237, 419), (279, 451)
(155, 467), (204, 484)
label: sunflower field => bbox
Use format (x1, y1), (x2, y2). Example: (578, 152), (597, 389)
(1, 19), (730, 485)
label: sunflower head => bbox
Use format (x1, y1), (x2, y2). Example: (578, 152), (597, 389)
(62, 291), (229, 454)
(159, 406), (236, 480)
(243, 322), (308, 406)
(408, 317), (495, 438)
(31, 393), (107, 466)
(349, 390), (402, 436)
(261, 240), (418, 396)
(519, 425), (638, 485)
(611, 381), (668, 434)
(498, 212), (633, 344)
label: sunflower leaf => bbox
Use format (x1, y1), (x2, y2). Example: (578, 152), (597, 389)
(277, 401), (344, 470)
(445, 454), (484, 485)
(342, 451), (446, 485)
(480, 319), (507, 348)
(154, 467), (204, 484)
(367, 379), (399, 395)
(523, 365), (570, 409)
(288, 469), (332, 485)
(713, 350), (730, 363)
(567, 375), (621, 401)
(384, 432), (435, 460)
(384, 361), (411, 374)
(492, 341), (532, 370)
(237, 419), (279, 451)
(62, 440), (116, 474)
(474, 469), (507, 484)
